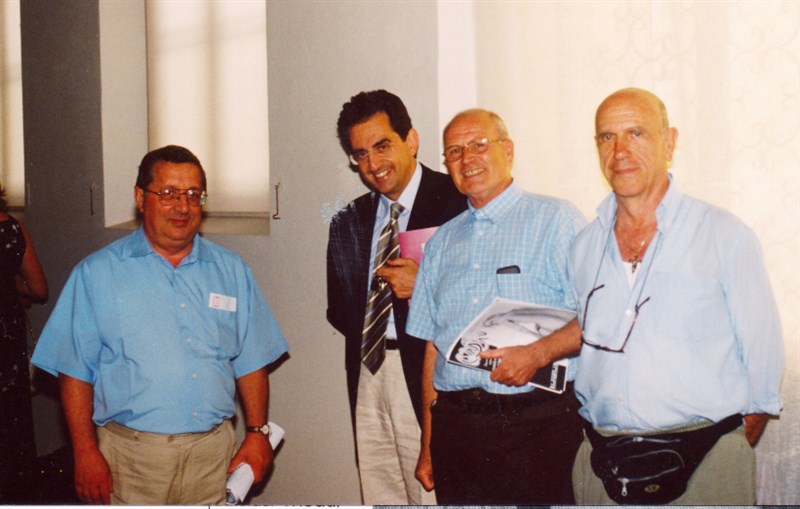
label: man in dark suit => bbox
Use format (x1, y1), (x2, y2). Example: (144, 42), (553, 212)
(327, 90), (465, 504)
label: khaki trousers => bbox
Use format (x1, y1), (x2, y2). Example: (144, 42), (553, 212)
(573, 423), (755, 504)
(355, 350), (436, 505)
(98, 420), (235, 505)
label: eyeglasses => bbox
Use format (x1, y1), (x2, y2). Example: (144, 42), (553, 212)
(579, 226), (661, 353)
(581, 283), (650, 353)
(145, 187), (207, 206)
(443, 137), (505, 162)
(349, 139), (393, 166)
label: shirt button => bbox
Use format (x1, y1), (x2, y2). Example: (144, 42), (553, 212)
(192, 411), (198, 416)
(191, 373), (197, 379)
(186, 338), (192, 343)
(180, 303), (187, 308)
(625, 309), (632, 316)
(478, 230), (484, 236)
(473, 263), (480, 269)
(472, 298), (478, 304)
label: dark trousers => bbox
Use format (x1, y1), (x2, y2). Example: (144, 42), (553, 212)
(430, 386), (583, 504)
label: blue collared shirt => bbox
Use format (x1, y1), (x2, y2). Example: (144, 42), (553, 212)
(368, 162), (422, 339)
(569, 177), (784, 432)
(32, 227), (289, 434)
(407, 183), (586, 393)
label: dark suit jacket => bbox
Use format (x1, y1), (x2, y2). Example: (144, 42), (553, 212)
(327, 165), (466, 425)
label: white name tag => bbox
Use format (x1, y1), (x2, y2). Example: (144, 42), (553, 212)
(209, 293), (237, 312)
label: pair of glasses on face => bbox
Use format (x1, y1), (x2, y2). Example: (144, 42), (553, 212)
(442, 137), (505, 162)
(145, 187), (207, 207)
(349, 139), (393, 166)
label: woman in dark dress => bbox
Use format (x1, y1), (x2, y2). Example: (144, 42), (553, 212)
(0, 184), (48, 501)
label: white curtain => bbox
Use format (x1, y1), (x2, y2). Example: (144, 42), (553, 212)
(439, 1), (799, 503)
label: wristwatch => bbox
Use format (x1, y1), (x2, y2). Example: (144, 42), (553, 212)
(246, 424), (271, 436)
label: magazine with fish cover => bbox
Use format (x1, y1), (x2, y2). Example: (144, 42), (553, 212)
(446, 297), (576, 394)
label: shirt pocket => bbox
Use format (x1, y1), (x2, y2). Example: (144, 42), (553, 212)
(193, 308), (241, 360)
(496, 273), (532, 302)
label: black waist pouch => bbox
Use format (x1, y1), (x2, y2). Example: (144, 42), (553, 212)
(585, 414), (742, 504)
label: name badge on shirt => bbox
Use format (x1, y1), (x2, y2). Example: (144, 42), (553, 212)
(209, 293), (237, 312)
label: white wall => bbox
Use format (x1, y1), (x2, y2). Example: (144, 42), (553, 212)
(209, 1), (442, 504)
(439, 1), (799, 503)
(23, 0), (797, 504)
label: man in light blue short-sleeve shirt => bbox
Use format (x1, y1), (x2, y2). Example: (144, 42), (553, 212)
(407, 109), (586, 504)
(33, 145), (288, 505)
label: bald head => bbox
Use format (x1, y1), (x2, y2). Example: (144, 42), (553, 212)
(444, 108), (509, 143)
(593, 88), (678, 205)
(596, 88), (670, 133)
(443, 108), (514, 209)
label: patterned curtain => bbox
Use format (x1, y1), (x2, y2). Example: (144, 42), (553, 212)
(439, 1), (799, 503)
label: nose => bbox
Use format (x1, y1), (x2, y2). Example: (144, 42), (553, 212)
(614, 138), (629, 159)
(461, 146), (478, 164)
(366, 153), (380, 171)
(173, 192), (190, 211)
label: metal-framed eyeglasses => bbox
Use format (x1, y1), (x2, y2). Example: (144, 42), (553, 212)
(443, 137), (505, 162)
(349, 139), (393, 166)
(579, 226), (661, 353)
(145, 187), (207, 207)
(581, 283), (650, 353)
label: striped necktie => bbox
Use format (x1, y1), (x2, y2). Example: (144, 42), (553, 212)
(361, 202), (404, 374)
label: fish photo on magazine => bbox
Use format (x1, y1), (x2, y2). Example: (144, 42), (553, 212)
(446, 297), (576, 393)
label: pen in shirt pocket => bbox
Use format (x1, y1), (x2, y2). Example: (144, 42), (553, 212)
(496, 265), (521, 274)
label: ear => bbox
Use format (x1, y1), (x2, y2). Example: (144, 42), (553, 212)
(664, 127), (678, 164)
(135, 186), (145, 213)
(405, 128), (420, 158)
(503, 138), (514, 166)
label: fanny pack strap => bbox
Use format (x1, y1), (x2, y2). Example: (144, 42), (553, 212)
(585, 414), (742, 446)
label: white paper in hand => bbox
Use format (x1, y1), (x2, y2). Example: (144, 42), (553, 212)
(225, 421), (286, 505)
(226, 463), (254, 505)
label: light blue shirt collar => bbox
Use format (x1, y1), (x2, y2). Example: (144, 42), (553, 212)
(126, 226), (215, 264)
(468, 181), (523, 224)
(596, 173), (682, 233)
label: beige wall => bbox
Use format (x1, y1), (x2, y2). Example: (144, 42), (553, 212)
(21, 0), (798, 504)
(23, 0), (439, 504)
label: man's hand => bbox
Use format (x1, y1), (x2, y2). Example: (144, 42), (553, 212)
(415, 446), (435, 491)
(228, 433), (274, 484)
(376, 258), (418, 299)
(744, 413), (770, 447)
(73, 446), (113, 505)
(479, 319), (582, 387)
(479, 342), (550, 386)
(59, 374), (112, 505)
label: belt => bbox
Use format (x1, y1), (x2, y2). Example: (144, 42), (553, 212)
(385, 340), (399, 350)
(103, 420), (230, 444)
(437, 383), (573, 414)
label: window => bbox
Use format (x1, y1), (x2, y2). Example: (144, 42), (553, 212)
(1, 0), (24, 207)
(100, 0), (270, 233)
(146, 0), (270, 215)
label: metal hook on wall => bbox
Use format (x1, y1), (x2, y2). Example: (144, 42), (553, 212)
(272, 183), (282, 220)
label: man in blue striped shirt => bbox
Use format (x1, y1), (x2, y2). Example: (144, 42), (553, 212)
(407, 109), (586, 504)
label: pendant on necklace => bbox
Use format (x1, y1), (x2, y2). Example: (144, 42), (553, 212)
(630, 258), (640, 273)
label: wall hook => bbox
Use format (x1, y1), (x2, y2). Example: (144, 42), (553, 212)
(272, 183), (282, 220)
